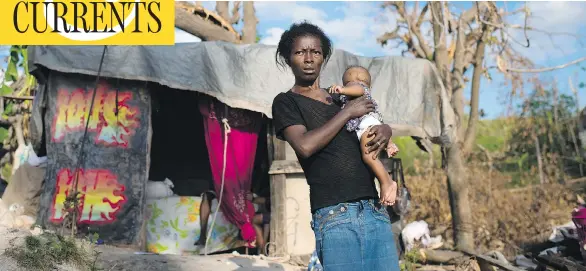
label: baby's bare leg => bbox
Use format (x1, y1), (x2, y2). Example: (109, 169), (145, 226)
(360, 131), (396, 204)
(386, 140), (399, 157)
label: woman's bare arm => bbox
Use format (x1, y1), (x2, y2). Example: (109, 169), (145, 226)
(282, 112), (352, 159)
(282, 96), (374, 158)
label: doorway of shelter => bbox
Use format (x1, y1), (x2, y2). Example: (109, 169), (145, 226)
(146, 86), (271, 255)
(147, 87), (270, 197)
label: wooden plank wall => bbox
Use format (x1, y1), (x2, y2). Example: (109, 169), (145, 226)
(267, 120), (289, 257)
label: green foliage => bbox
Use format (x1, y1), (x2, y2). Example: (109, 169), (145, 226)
(2, 163), (12, 182)
(503, 87), (583, 183)
(3, 232), (100, 271)
(0, 127), (7, 143)
(474, 118), (510, 152)
(0, 84), (13, 96)
(0, 45), (37, 182)
(400, 249), (421, 271)
(5, 47), (20, 82)
(2, 45), (34, 117)
(391, 136), (440, 174)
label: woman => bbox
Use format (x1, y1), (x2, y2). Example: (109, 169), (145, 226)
(271, 21), (400, 270)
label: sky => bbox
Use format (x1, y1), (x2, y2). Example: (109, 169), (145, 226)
(2, 1), (585, 119)
(174, 1), (586, 119)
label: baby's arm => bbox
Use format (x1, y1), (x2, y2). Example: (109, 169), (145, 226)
(339, 84), (365, 97)
(329, 82), (366, 97)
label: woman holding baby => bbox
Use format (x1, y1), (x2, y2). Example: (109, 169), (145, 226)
(271, 21), (401, 270)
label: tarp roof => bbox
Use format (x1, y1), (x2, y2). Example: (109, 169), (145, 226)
(28, 42), (455, 144)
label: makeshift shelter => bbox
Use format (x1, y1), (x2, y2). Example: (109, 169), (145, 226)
(26, 42), (455, 258)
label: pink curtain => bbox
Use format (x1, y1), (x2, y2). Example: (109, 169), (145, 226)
(199, 98), (262, 247)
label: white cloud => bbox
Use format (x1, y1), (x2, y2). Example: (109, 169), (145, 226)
(255, 2), (327, 23)
(254, 2), (396, 56)
(174, 27), (201, 43)
(173, 2), (402, 56)
(259, 27), (285, 45)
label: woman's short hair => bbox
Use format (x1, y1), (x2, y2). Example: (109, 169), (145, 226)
(275, 21), (333, 69)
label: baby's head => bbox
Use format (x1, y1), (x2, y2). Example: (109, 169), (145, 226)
(342, 65), (371, 88)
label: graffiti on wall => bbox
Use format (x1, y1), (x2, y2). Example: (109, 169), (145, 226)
(51, 168), (127, 224)
(51, 81), (140, 147)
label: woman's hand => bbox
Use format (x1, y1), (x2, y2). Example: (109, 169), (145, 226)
(341, 96), (375, 119)
(365, 124), (393, 159)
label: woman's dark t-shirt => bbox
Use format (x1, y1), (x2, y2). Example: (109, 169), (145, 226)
(271, 91), (378, 212)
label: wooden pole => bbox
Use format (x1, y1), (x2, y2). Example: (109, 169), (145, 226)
(268, 125), (288, 257)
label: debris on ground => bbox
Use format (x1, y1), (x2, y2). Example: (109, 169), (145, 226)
(0, 199), (35, 231)
(407, 205), (586, 271)
(402, 220), (443, 251)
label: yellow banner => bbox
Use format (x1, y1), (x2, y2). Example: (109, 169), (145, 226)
(0, 0), (175, 45)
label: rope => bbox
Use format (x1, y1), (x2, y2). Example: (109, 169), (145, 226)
(69, 45), (107, 235)
(204, 117), (231, 255)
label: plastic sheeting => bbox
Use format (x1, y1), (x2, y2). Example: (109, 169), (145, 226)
(36, 71), (151, 246)
(28, 42), (455, 144)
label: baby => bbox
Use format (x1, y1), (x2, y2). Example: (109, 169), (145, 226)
(328, 65), (399, 205)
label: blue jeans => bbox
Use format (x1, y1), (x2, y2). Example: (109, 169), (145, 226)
(310, 199), (400, 271)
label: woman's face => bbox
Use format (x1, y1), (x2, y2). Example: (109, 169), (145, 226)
(289, 35), (324, 83)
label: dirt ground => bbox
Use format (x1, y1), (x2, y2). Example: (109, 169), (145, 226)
(0, 225), (305, 271)
(94, 248), (305, 271)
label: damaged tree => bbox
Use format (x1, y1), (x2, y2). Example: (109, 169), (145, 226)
(377, 1), (501, 252)
(175, 1), (258, 44)
(378, 1), (586, 252)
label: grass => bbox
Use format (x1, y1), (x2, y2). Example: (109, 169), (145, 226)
(3, 231), (100, 271)
(391, 116), (553, 183)
(399, 249), (421, 271)
(474, 118), (511, 152)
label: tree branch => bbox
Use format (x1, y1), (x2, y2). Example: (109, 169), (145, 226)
(216, 1), (229, 22)
(449, 16), (469, 129)
(376, 26), (401, 46)
(394, 1), (434, 59)
(462, 27), (488, 154)
(230, 2), (241, 24)
(216, 1), (241, 24)
(241, 1), (257, 44)
(431, 2), (451, 92)
(508, 25), (586, 39)
(504, 56), (586, 73)
(416, 3), (429, 28)
(174, 2), (241, 43)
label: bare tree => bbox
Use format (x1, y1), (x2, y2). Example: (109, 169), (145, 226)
(377, 1), (585, 252)
(241, 2), (258, 44)
(175, 1), (258, 44)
